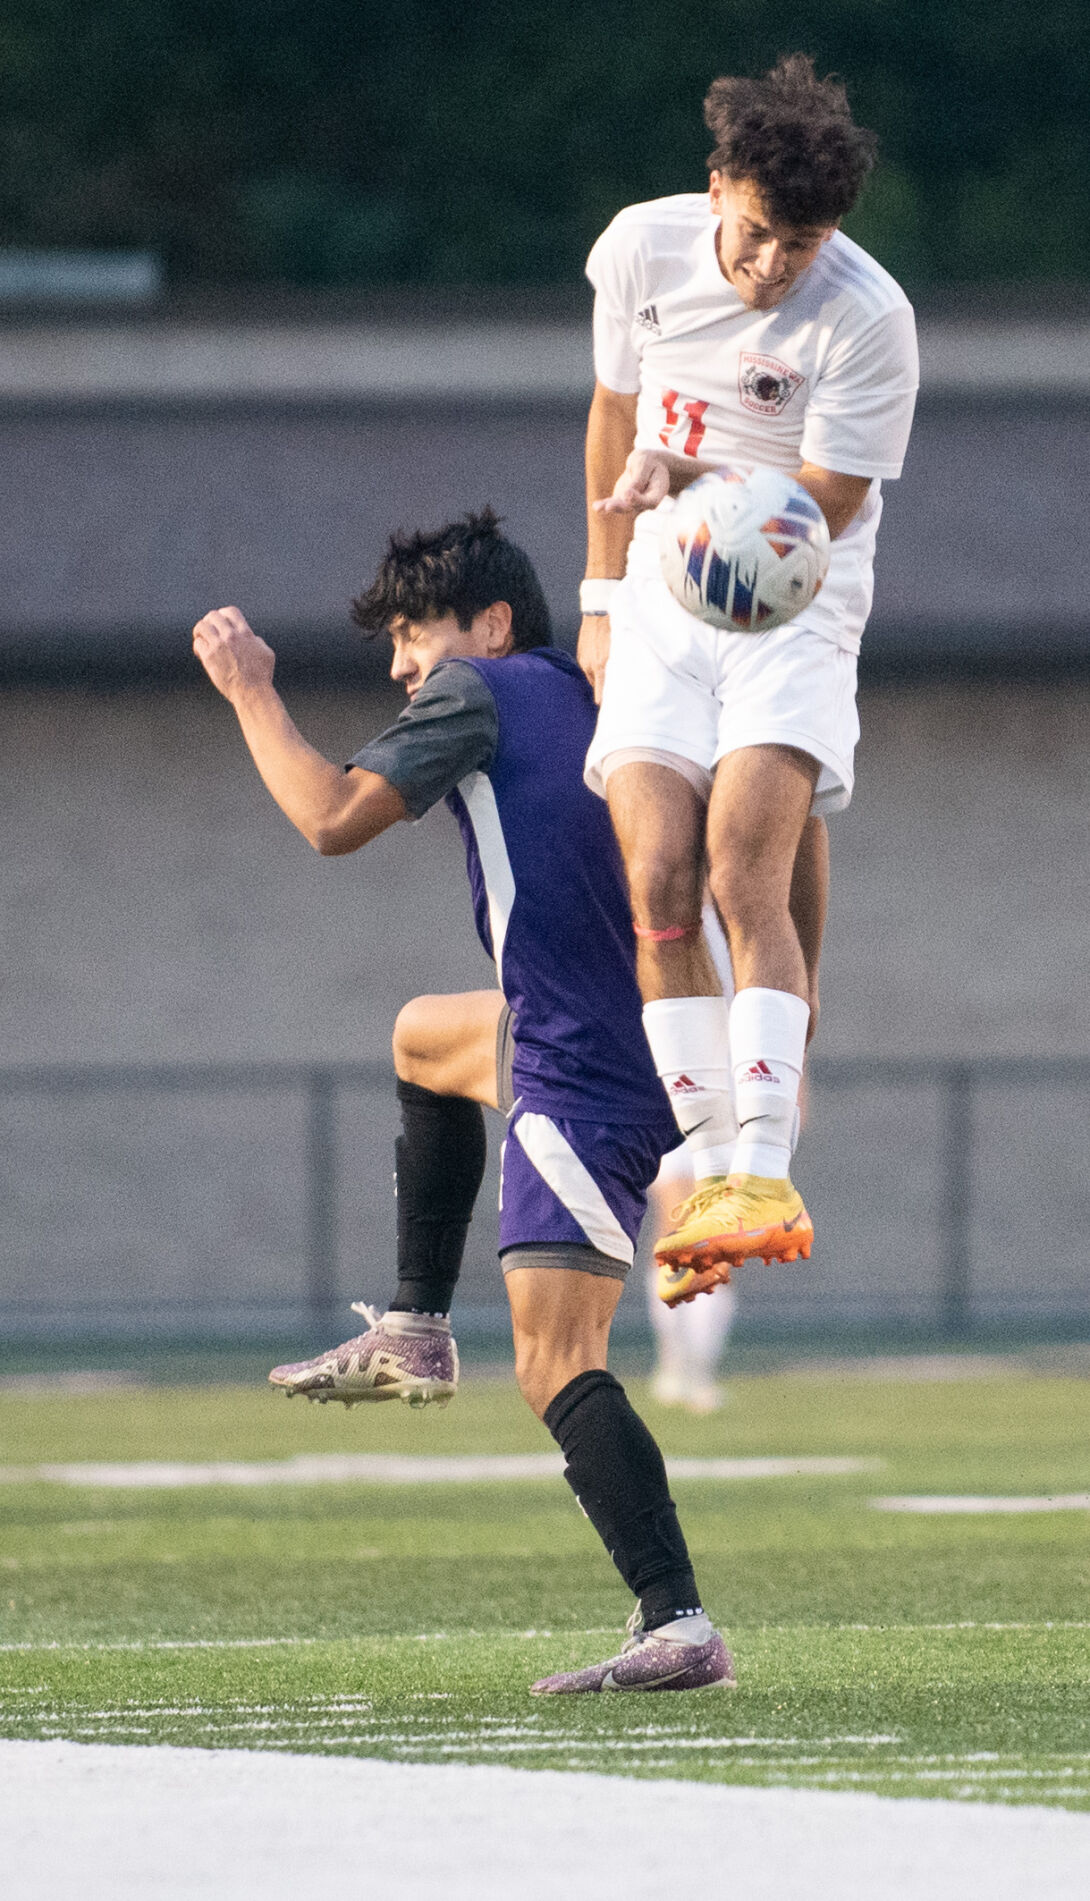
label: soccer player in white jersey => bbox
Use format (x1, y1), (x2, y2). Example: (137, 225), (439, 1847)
(578, 55), (918, 1306)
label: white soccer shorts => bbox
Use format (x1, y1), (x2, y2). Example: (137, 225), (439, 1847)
(584, 566), (860, 817)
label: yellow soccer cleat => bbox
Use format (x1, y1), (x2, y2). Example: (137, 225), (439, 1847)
(655, 1173), (813, 1307)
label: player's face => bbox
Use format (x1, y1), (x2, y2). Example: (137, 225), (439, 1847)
(388, 608), (510, 698)
(709, 174), (835, 310)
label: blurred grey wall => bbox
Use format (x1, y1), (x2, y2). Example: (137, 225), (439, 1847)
(2, 315), (1089, 679)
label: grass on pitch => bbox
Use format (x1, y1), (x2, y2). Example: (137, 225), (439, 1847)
(1, 1366), (1088, 1806)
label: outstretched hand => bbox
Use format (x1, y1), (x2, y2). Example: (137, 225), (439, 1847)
(593, 448), (671, 515)
(193, 605), (276, 701)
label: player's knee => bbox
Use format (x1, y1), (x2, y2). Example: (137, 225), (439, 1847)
(392, 997), (431, 1082)
(511, 1315), (598, 1420)
(708, 857), (782, 937)
(623, 844), (702, 928)
(512, 1330), (557, 1419)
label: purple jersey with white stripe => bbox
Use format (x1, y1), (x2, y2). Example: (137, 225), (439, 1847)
(447, 650), (675, 1139)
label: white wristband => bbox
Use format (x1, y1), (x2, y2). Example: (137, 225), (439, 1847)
(579, 578), (621, 616)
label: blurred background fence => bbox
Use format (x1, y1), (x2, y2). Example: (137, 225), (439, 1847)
(3, 1054), (1089, 1347)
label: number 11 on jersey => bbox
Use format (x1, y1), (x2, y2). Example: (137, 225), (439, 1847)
(659, 390), (709, 457)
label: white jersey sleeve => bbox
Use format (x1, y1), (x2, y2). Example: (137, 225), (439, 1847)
(586, 217), (644, 394)
(799, 301), (918, 480)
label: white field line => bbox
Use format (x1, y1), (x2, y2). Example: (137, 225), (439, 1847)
(1, 1741), (1089, 1901)
(3, 1621), (1090, 1655)
(872, 1494), (1090, 1514)
(0, 1452), (879, 1489)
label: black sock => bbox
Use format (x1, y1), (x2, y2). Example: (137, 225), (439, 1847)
(543, 1369), (703, 1630)
(387, 1078), (487, 1316)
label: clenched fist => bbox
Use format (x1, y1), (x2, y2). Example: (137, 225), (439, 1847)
(193, 605), (276, 701)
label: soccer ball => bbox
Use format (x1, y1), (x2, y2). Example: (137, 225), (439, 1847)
(659, 465), (830, 633)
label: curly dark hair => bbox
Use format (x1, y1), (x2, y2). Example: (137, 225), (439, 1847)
(351, 508), (552, 653)
(704, 53), (877, 228)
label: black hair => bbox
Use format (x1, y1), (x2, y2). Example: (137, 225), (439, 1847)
(351, 507), (552, 653)
(704, 53), (877, 228)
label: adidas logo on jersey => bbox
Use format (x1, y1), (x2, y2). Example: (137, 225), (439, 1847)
(635, 303), (662, 334)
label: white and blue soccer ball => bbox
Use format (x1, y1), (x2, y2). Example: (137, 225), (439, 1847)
(659, 464), (830, 634)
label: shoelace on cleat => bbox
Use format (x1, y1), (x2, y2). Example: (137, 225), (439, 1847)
(677, 1180), (799, 1234)
(619, 1606), (647, 1655)
(667, 1178), (730, 1226)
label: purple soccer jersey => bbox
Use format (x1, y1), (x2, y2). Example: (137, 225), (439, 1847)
(448, 651), (678, 1270)
(446, 651), (675, 1137)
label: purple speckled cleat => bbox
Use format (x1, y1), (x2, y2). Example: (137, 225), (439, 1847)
(530, 1610), (736, 1695)
(268, 1303), (458, 1408)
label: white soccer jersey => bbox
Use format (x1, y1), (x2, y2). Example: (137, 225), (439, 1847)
(586, 193), (919, 652)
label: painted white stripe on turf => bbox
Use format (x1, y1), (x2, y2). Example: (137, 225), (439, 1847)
(0, 1453), (877, 1488)
(1, 1742), (1088, 1901)
(3, 1620), (1090, 1655)
(456, 771), (516, 986)
(872, 1494), (1090, 1514)
(513, 1112), (633, 1262)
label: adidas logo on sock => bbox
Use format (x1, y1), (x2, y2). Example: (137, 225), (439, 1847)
(670, 1073), (702, 1094)
(738, 1060), (781, 1086)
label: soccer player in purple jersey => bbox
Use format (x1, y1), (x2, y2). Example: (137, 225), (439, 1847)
(192, 511), (734, 1695)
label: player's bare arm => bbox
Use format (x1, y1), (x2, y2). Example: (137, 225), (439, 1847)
(597, 450), (871, 540)
(579, 381), (638, 699)
(793, 464), (872, 539)
(192, 605), (407, 854)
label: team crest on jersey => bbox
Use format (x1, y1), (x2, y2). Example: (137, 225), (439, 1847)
(738, 352), (805, 416)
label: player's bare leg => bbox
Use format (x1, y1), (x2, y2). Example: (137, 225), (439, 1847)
(789, 813), (828, 1047)
(505, 1264), (621, 1418)
(605, 761), (716, 1000)
(656, 744), (818, 1299)
(392, 990), (504, 1105)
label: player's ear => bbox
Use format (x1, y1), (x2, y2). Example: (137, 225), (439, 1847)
(486, 600), (514, 654)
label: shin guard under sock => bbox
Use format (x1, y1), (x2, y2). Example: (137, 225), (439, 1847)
(389, 1078), (487, 1316)
(543, 1368), (703, 1629)
(641, 996), (738, 1182)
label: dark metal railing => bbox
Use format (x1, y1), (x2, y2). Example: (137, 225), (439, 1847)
(2, 1054), (1089, 1339)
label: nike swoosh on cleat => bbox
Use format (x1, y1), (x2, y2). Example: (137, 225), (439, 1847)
(600, 1661), (693, 1691)
(782, 1210), (805, 1231)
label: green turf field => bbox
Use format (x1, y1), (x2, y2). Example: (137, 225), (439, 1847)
(1, 1367), (1088, 1806)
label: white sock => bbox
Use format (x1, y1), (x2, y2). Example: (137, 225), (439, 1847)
(654, 1610), (715, 1645)
(730, 987), (810, 1180)
(380, 1310), (451, 1335)
(642, 997), (738, 1181)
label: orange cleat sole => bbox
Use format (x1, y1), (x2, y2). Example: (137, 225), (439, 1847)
(655, 1224), (813, 1275)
